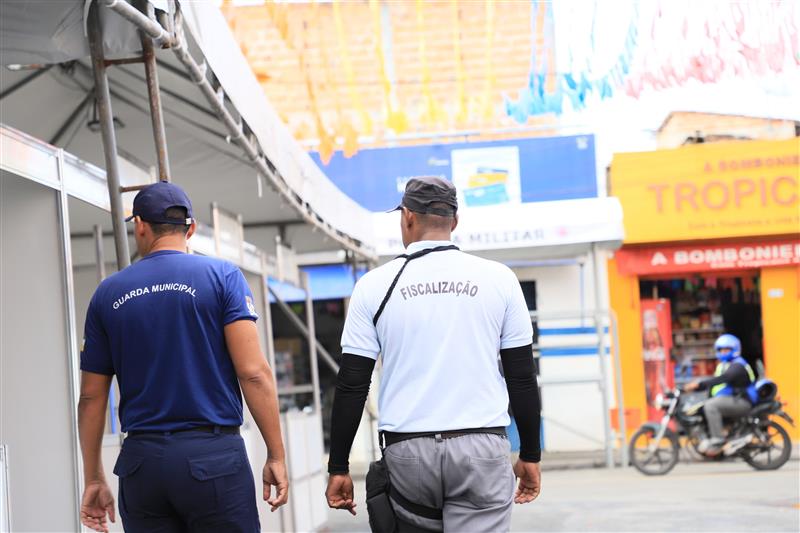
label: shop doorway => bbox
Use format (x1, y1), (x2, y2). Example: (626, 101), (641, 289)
(640, 273), (764, 392)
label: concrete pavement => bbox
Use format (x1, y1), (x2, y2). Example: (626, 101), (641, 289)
(323, 457), (799, 532)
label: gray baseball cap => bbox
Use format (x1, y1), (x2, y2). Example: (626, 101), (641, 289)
(390, 176), (458, 217)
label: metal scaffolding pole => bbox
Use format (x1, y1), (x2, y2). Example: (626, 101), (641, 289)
(302, 272), (322, 416)
(140, 4), (171, 182)
(592, 243), (615, 468)
(268, 284), (340, 375)
(259, 256), (277, 374)
(93, 225), (107, 284)
(609, 309), (628, 467)
(87, 3), (130, 270)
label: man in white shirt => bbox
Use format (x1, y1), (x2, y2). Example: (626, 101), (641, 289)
(325, 177), (542, 532)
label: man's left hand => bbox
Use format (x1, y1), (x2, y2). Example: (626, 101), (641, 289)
(80, 480), (116, 533)
(513, 459), (542, 504)
(326, 473), (357, 515)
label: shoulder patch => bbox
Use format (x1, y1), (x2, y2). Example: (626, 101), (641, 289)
(245, 295), (257, 316)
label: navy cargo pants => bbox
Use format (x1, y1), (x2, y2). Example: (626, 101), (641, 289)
(113, 430), (260, 532)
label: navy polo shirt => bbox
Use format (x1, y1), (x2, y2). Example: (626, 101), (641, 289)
(80, 250), (259, 432)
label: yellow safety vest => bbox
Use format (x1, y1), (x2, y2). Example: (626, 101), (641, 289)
(711, 359), (756, 397)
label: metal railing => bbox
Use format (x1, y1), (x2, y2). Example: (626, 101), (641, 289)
(531, 308), (627, 467)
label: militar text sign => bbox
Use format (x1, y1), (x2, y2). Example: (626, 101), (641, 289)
(311, 135), (597, 212)
(615, 240), (800, 275)
(372, 197), (623, 256)
(610, 138), (800, 244)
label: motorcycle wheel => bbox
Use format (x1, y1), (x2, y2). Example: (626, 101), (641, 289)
(742, 420), (792, 471)
(629, 426), (680, 476)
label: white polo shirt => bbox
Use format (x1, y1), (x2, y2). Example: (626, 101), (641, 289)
(341, 240), (533, 432)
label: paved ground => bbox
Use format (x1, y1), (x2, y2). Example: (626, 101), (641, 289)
(323, 457), (799, 532)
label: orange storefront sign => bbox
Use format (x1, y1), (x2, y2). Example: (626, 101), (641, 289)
(616, 240), (800, 275)
(611, 138), (800, 244)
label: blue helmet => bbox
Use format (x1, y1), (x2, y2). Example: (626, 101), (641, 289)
(714, 334), (741, 362)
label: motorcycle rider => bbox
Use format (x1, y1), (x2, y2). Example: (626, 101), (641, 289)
(684, 334), (756, 453)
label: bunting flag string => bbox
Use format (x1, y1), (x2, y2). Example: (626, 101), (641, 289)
(480, 0), (497, 121)
(298, 9), (334, 164)
(451, 0), (468, 126)
(504, 0), (797, 122)
(505, 0), (638, 122)
(370, 0), (408, 134)
(332, 0), (372, 140)
(624, 0), (799, 98)
(416, 0), (446, 127)
(314, 1), (359, 160)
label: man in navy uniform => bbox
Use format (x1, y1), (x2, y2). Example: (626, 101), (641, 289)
(78, 182), (288, 532)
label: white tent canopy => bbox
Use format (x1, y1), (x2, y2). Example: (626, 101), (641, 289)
(0, 0), (376, 260)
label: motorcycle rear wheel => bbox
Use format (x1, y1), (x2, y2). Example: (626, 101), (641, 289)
(629, 426), (680, 476)
(742, 420), (792, 471)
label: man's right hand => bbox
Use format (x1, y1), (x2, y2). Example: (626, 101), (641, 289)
(80, 480), (116, 533)
(263, 459), (289, 512)
(326, 473), (357, 515)
(513, 459), (541, 504)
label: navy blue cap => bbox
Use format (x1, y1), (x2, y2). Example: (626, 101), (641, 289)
(125, 181), (194, 225)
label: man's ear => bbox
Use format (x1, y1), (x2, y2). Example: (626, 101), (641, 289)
(401, 207), (413, 228)
(134, 217), (147, 237)
(186, 220), (197, 240)
(451, 213), (459, 232)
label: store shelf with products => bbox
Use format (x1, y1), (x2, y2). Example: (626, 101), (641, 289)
(670, 285), (726, 382)
(673, 320), (724, 379)
(673, 327), (724, 335)
(643, 274), (765, 388)
(677, 339), (716, 347)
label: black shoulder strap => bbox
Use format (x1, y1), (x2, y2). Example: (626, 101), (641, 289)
(372, 245), (458, 326)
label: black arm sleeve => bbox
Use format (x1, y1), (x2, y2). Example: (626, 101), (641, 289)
(500, 344), (542, 463)
(697, 363), (748, 391)
(327, 353), (376, 474)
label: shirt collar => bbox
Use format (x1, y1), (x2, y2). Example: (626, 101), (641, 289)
(141, 249), (184, 261)
(404, 240), (455, 254)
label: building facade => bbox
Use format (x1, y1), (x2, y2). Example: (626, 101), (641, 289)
(608, 137), (799, 438)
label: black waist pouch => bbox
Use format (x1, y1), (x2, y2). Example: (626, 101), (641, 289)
(366, 458), (397, 533)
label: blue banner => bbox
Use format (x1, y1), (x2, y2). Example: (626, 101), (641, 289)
(311, 135), (597, 212)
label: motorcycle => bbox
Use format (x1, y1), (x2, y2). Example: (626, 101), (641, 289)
(629, 387), (795, 476)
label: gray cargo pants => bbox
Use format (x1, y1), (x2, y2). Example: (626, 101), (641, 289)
(704, 395), (752, 439)
(384, 433), (515, 532)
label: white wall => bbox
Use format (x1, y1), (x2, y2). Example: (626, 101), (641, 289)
(511, 249), (609, 315)
(0, 172), (80, 531)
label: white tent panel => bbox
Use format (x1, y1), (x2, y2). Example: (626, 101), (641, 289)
(0, 1), (141, 64)
(0, 171), (81, 532)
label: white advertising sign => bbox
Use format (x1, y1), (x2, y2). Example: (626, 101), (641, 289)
(372, 197), (624, 257)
